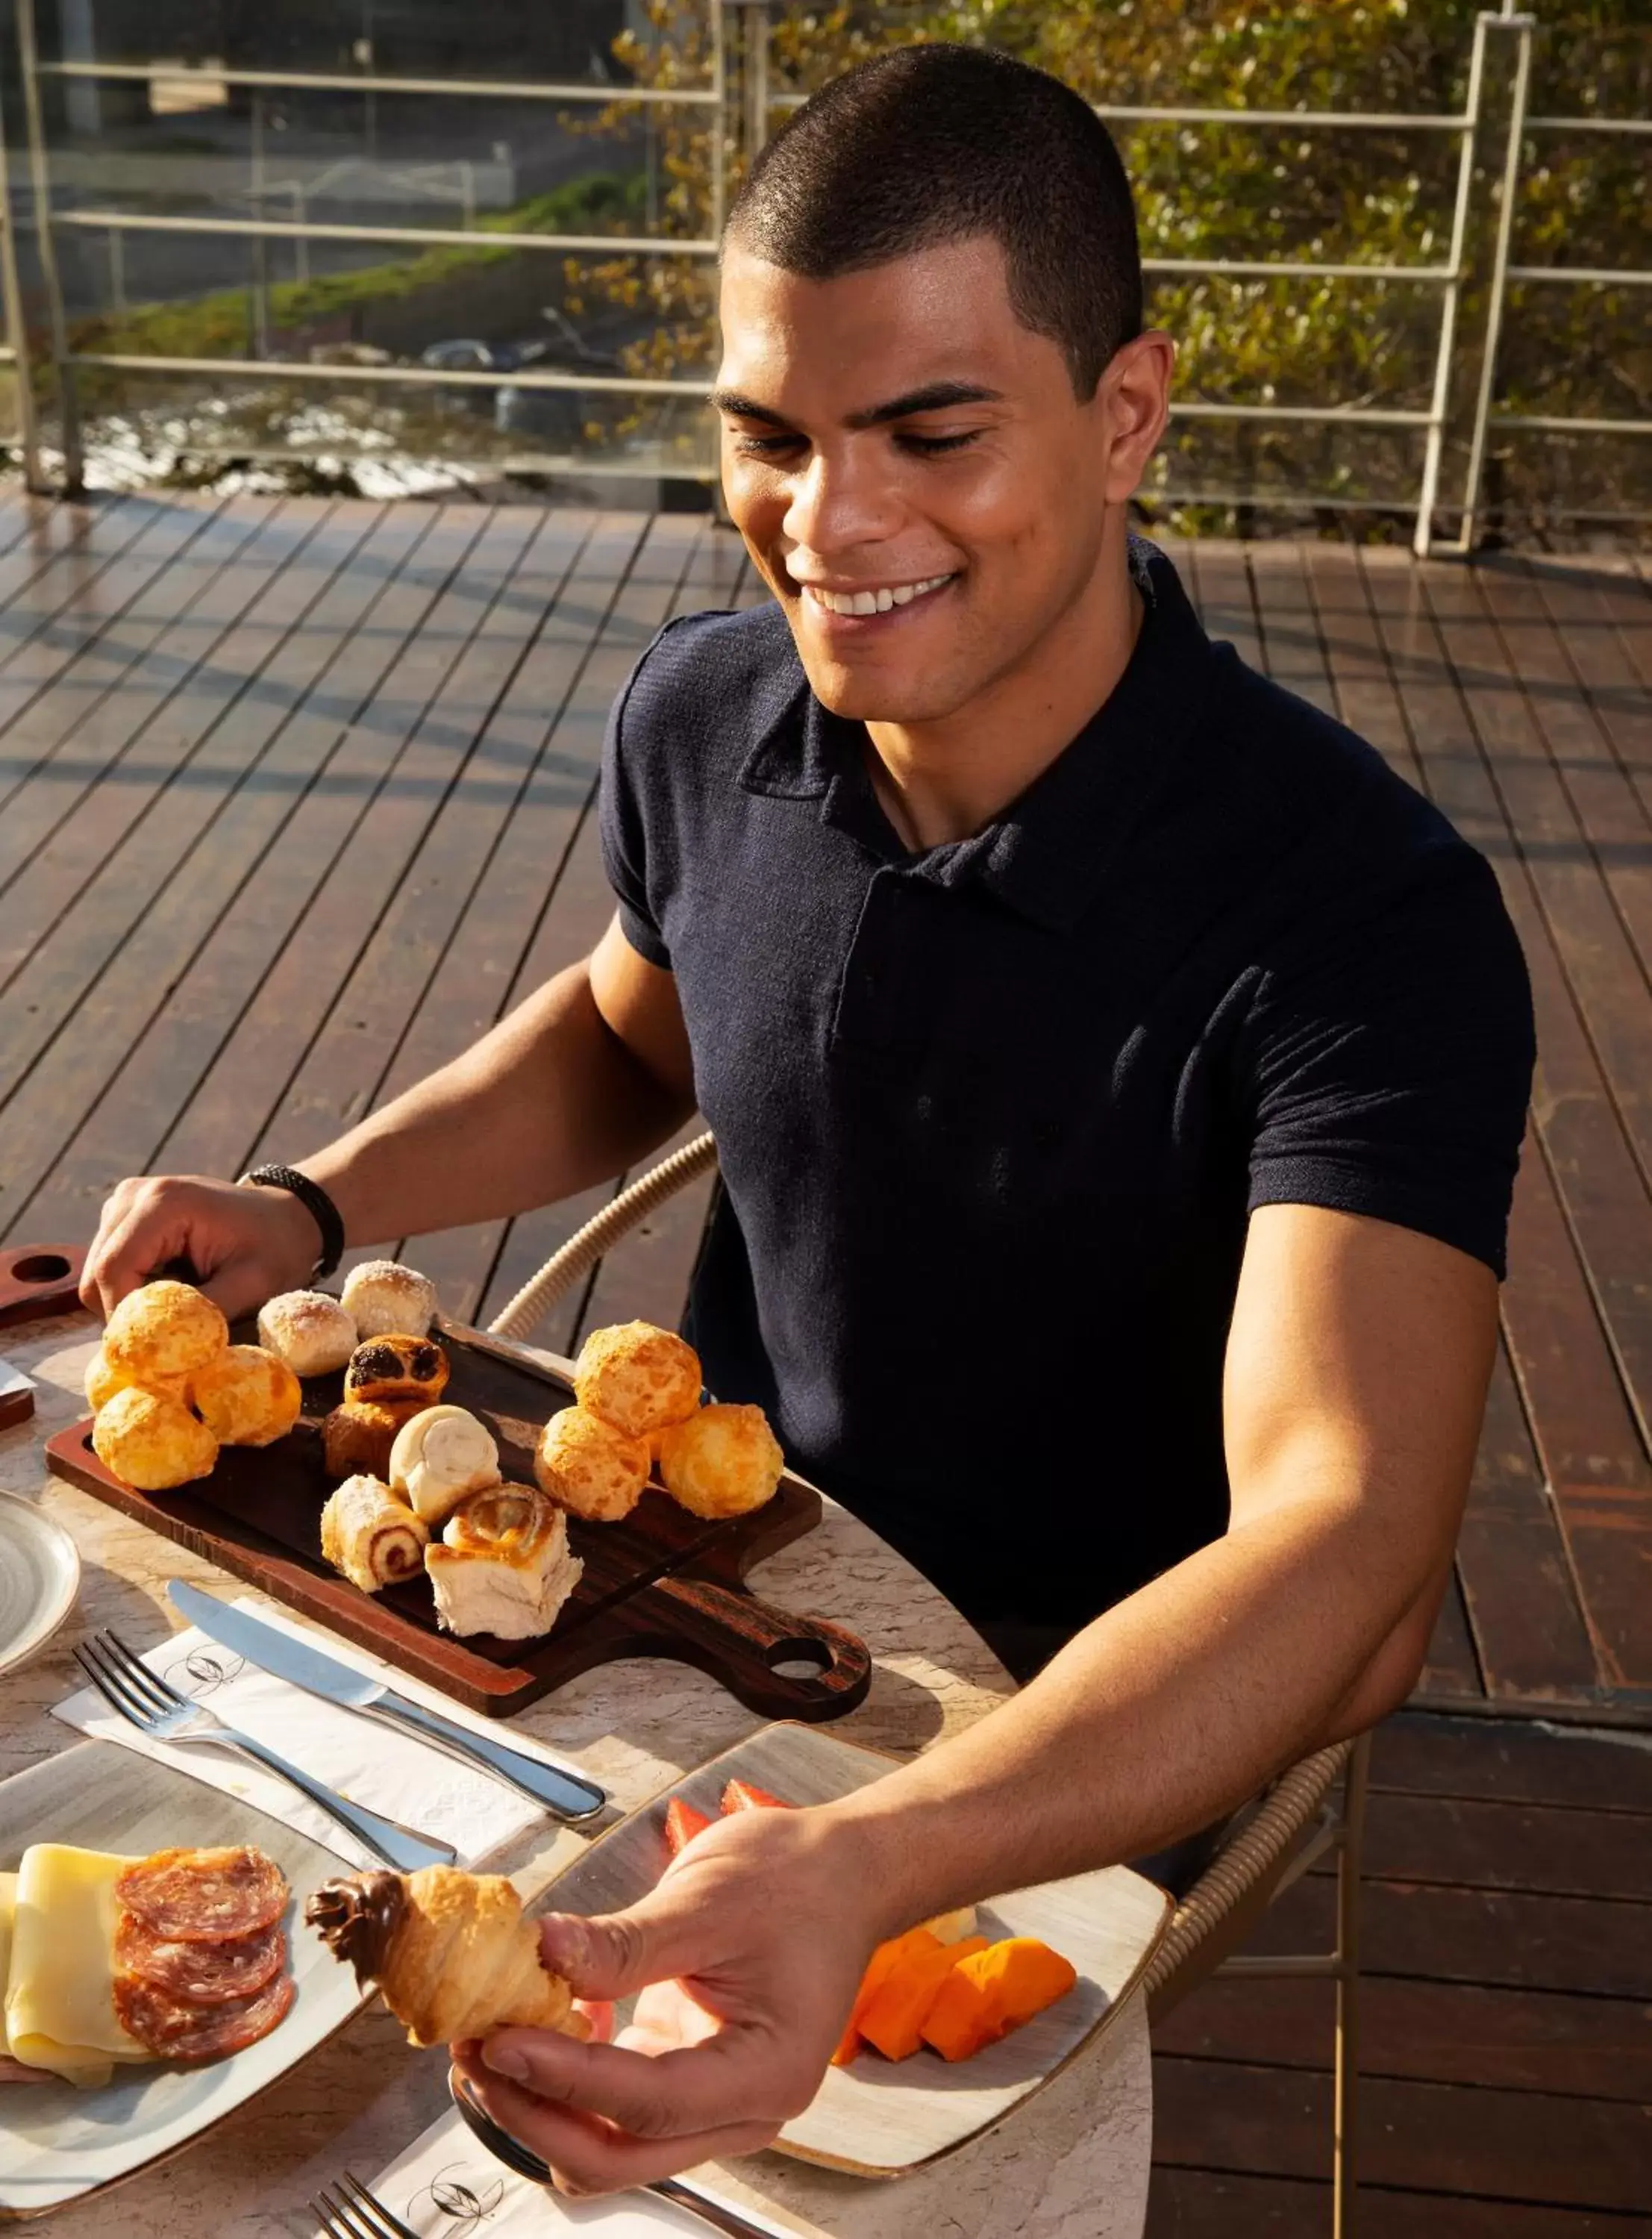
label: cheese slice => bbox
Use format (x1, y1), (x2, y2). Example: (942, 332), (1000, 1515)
(4, 1846), (151, 2087)
(0, 1873), (16, 2057)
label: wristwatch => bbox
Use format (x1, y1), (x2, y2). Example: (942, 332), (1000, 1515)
(239, 1164), (345, 1280)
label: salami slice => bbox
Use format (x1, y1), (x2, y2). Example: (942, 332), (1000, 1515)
(114, 1846), (288, 1942)
(115, 1912), (285, 2005)
(114, 1967), (295, 2061)
(0, 2056), (52, 2085)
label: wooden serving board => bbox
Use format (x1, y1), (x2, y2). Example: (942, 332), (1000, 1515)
(0, 1240), (86, 1329)
(45, 1317), (870, 1723)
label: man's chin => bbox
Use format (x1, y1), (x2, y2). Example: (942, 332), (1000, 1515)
(790, 644), (967, 728)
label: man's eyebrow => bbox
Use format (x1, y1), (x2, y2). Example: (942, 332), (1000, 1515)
(708, 381), (1005, 430)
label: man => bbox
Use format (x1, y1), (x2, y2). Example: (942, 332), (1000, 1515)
(83, 46), (1533, 2192)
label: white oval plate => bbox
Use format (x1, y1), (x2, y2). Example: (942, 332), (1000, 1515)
(0, 1492), (80, 1677)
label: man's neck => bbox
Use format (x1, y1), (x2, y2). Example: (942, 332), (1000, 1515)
(863, 543), (1145, 853)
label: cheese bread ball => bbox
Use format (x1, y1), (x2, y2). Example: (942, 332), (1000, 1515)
(534, 1406), (650, 1523)
(656, 1403), (784, 1520)
(92, 1387), (219, 1492)
(103, 1280), (228, 1384)
(84, 1347), (190, 1415)
(191, 1345), (302, 1448)
(572, 1322), (701, 1441)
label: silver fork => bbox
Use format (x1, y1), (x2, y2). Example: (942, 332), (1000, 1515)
(73, 1630), (454, 1873)
(311, 2173), (419, 2239)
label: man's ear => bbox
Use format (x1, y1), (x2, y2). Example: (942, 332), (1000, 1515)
(1099, 331), (1175, 505)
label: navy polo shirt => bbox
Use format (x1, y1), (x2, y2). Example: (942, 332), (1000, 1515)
(599, 543), (1534, 1631)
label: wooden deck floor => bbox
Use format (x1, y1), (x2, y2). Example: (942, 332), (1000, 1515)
(1, 490), (1649, 2231)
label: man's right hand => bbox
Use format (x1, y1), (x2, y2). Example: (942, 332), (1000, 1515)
(80, 1174), (322, 1323)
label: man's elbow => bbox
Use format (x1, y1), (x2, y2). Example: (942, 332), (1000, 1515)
(1322, 1599), (1440, 1743)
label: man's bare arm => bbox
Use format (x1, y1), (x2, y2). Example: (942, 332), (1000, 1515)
(456, 1203), (1495, 2193)
(81, 918), (694, 1317)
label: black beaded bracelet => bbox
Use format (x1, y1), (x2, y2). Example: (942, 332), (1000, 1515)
(239, 1164), (345, 1280)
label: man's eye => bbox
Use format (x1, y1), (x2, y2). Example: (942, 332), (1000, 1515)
(898, 431), (980, 456)
(730, 431), (804, 458)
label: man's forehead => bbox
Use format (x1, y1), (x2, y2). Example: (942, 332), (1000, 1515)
(716, 238), (1035, 404)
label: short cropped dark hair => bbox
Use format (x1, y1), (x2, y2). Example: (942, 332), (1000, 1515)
(726, 44), (1142, 399)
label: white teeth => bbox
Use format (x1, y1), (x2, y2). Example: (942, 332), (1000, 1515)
(809, 573), (952, 616)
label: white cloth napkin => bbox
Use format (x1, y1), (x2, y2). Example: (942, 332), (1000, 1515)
(343, 2103), (803, 2237)
(51, 1596), (592, 1870)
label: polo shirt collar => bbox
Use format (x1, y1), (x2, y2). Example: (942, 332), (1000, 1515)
(738, 538), (1216, 934)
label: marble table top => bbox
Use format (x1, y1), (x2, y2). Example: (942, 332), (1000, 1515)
(0, 1313), (1151, 2239)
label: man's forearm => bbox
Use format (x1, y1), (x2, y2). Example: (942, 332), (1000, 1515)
(828, 1493), (1433, 1935)
(296, 961), (694, 1247)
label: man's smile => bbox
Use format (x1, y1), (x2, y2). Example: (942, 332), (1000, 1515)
(794, 572), (960, 620)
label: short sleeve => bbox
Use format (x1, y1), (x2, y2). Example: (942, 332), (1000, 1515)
(598, 646), (672, 969)
(1243, 848), (1534, 1278)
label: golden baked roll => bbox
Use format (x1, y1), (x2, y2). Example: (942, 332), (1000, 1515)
(343, 1334), (449, 1408)
(84, 1347), (190, 1415)
(389, 1405), (500, 1526)
(103, 1281), (228, 1385)
(92, 1387), (219, 1493)
(319, 1474), (428, 1593)
(256, 1290), (357, 1378)
(322, 1398), (424, 1481)
(534, 1405), (649, 1523)
(190, 1345), (302, 1448)
(341, 1260), (437, 1340)
(305, 1866), (583, 2049)
(425, 1485), (583, 1641)
(657, 1402), (785, 1520)
(573, 1321), (701, 1440)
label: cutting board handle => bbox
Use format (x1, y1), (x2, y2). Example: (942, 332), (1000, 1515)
(636, 1569), (873, 1722)
(0, 1243), (87, 1330)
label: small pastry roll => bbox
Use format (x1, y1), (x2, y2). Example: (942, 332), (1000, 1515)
(305, 1865), (584, 2049)
(92, 1387), (219, 1493)
(103, 1281), (228, 1385)
(389, 1405), (500, 1526)
(534, 1405), (649, 1523)
(573, 1321), (701, 1440)
(319, 1474), (428, 1593)
(343, 1334), (449, 1408)
(190, 1346), (302, 1448)
(341, 1260), (437, 1340)
(84, 1348), (190, 1415)
(322, 1398), (424, 1481)
(425, 1486), (583, 1641)
(657, 1402), (785, 1520)
(257, 1290), (357, 1378)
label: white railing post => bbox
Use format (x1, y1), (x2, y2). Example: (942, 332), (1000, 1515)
(15, 0), (83, 493)
(1456, 10), (1536, 552)
(0, 55), (46, 493)
(1412, 11), (1495, 558)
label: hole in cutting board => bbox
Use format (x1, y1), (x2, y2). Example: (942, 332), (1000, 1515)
(10, 1254), (72, 1284)
(766, 1638), (833, 1680)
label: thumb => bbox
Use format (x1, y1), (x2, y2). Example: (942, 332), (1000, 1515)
(536, 1887), (707, 2003)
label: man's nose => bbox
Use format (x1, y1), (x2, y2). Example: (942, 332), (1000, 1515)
(782, 446), (902, 562)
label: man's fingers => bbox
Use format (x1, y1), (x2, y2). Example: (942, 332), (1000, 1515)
(463, 2021), (803, 2143)
(451, 2065), (780, 2199)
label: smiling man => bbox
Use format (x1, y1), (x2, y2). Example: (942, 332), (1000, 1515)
(84, 45), (1533, 2193)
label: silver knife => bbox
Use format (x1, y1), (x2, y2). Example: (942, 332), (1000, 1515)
(166, 1581), (607, 1823)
